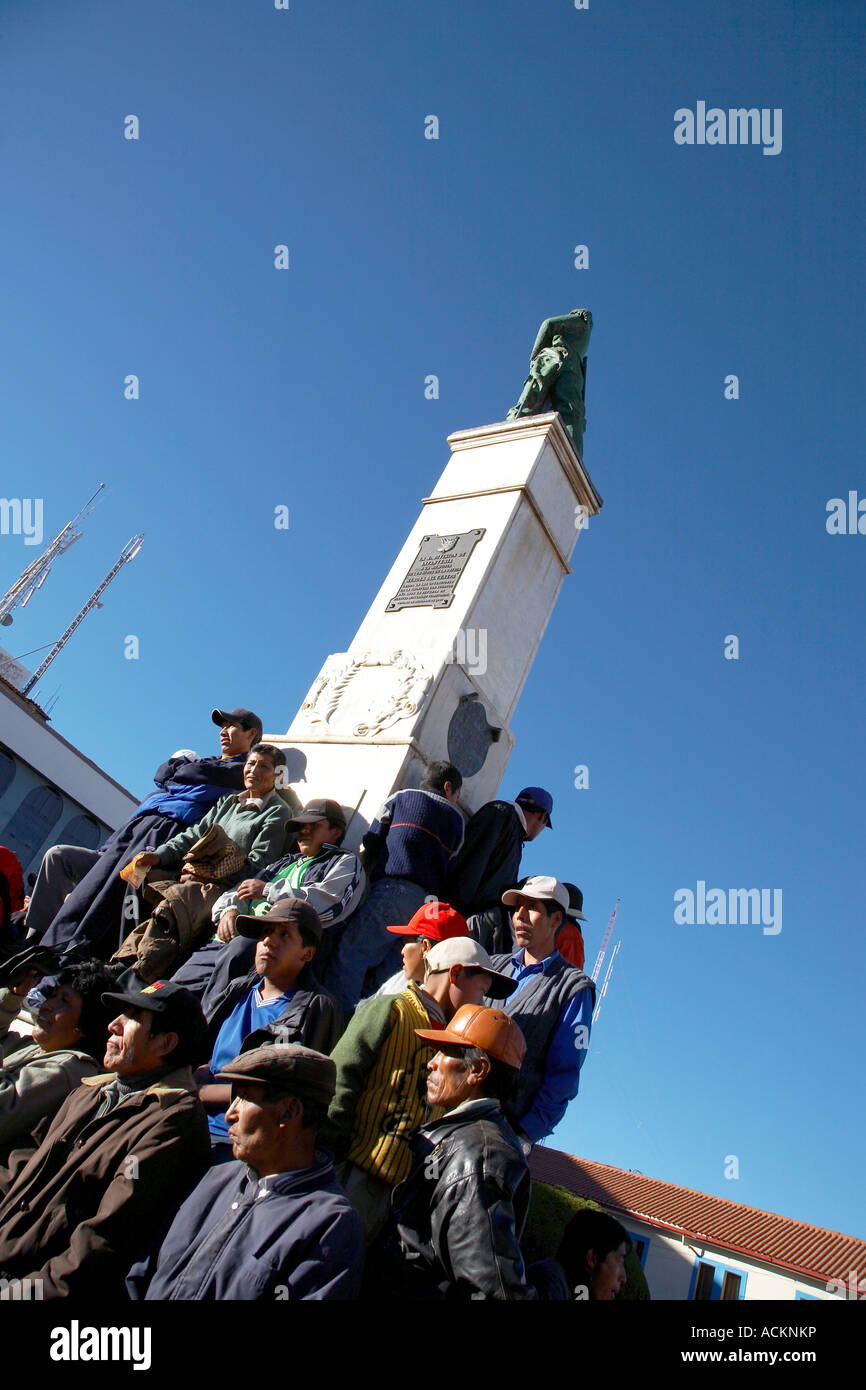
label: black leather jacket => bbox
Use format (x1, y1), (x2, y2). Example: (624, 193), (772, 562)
(376, 1098), (544, 1300)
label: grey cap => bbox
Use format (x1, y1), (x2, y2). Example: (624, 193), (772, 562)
(215, 1043), (336, 1107)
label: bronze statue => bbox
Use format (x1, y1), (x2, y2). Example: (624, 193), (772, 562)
(507, 308), (593, 454)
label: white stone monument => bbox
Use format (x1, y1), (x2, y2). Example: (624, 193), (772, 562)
(269, 412), (601, 848)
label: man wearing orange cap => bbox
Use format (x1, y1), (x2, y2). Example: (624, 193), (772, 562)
(370, 1003), (568, 1300)
(320, 931), (515, 1241)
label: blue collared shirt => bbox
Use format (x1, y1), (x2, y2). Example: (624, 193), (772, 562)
(503, 949), (593, 1144)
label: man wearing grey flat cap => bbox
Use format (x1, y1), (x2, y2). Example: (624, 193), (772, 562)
(129, 1043), (363, 1301)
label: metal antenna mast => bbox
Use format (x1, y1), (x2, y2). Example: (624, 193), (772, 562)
(0, 483), (106, 627)
(593, 939), (621, 1024)
(591, 897), (620, 983)
(22, 535), (143, 697)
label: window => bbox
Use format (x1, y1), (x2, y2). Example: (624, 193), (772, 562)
(0, 785), (64, 872)
(625, 1232), (650, 1268)
(57, 814), (102, 851)
(690, 1257), (747, 1301)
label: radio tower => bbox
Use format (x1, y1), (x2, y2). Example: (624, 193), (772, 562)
(23, 536), (144, 698)
(0, 484), (106, 627)
(591, 897), (620, 982)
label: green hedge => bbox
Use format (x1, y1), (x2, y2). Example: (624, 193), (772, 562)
(523, 1181), (651, 1300)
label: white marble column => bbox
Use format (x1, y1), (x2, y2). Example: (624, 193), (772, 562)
(268, 412), (601, 848)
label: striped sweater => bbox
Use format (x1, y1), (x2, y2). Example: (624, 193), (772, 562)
(322, 983), (445, 1187)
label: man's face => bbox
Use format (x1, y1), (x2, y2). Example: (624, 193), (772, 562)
(295, 818), (335, 857)
(104, 1007), (172, 1077)
(426, 1044), (483, 1111)
(450, 965), (492, 1010)
(32, 982), (84, 1053)
(401, 938), (426, 982)
(591, 1242), (628, 1300)
(520, 805), (549, 841)
(220, 721), (258, 756)
(243, 750), (277, 798)
(225, 1081), (288, 1174)
(511, 896), (561, 960)
(255, 919), (314, 987)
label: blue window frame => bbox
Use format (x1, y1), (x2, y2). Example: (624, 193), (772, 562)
(625, 1231), (650, 1268)
(689, 1256), (747, 1301)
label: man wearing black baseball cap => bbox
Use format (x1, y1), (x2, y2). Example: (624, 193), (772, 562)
(21, 706), (263, 964)
(447, 786), (554, 954)
(0, 980), (210, 1299)
(129, 1043), (363, 1300)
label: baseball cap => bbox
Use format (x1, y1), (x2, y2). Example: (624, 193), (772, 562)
(101, 981), (207, 1052)
(286, 798), (346, 831)
(516, 786), (553, 827)
(212, 708), (263, 735)
(424, 937), (517, 1000)
(235, 896), (323, 943)
(563, 882), (587, 922)
(387, 901), (469, 943)
(414, 1003), (526, 1070)
(502, 875), (570, 915)
(216, 1043), (336, 1108)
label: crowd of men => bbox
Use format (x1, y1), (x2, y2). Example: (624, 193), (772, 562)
(0, 703), (631, 1302)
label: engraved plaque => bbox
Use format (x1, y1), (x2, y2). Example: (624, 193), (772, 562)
(386, 529), (485, 612)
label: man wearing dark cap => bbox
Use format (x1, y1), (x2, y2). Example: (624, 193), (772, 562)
(447, 786), (554, 954)
(0, 981), (210, 1299)
(21, 706), (264, 963)
(170, 796), (364, 999)
(556, 882), (588, 971)
(193, 899), (343, 1157)
(490, 876), (596, 1148)
(371, 1003), (568, 1301)
(129, 1044), (363, 1301)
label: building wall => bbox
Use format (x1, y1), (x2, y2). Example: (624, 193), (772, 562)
(616, 1215), (839, 1301)
(0, 688), (139, 880)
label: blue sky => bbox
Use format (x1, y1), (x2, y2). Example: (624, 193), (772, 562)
(1, 1), (863, 1238)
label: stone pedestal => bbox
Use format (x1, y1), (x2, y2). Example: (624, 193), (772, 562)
(268, 413), (601, 848)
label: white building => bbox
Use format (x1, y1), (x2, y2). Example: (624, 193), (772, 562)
(0, 667), (138, 882)
(531, 1148), (866, 1301)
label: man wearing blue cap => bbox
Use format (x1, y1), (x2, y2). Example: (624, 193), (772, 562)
(447, 787), (553, 954)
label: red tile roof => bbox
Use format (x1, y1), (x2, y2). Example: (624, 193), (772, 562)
(530, 1148), (866, 1284)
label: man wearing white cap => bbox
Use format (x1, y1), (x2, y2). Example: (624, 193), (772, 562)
(489, 876), (596, 1149)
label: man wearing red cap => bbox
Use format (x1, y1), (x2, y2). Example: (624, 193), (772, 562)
(370, 1003), (568, 1300)
(356, 899), (470, 1006)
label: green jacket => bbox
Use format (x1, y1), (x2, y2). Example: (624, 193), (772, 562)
(155, 790), (291, 876)
(322, 983), (445, 1187)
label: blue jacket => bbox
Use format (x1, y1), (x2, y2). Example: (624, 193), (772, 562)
(131, 1153), (363, 1301)
(129, 753), (248, 829)
(363, 788), (464, 896)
